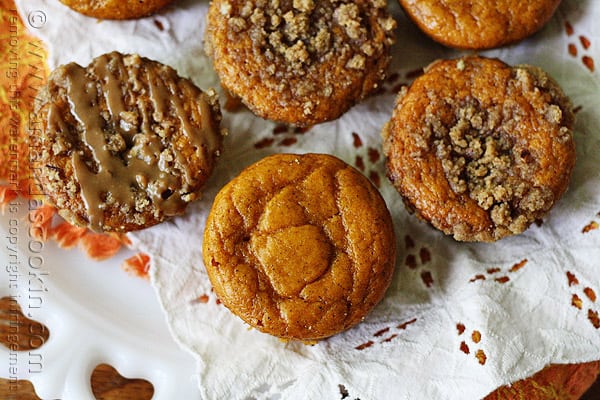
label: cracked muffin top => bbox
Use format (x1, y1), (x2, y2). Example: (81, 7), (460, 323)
(398, 0), (561, 49)
(204, 0), (396, 126)
(383, 56), (576, 242)
(203, 153), (396, 340)
(34, 51), (225, 232)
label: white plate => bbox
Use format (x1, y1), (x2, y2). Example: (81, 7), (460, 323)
(0, 204), (199, 399)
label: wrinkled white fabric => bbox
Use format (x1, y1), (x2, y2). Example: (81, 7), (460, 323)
(17, 0), (600, 398)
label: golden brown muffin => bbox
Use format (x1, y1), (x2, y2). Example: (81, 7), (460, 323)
(59, 0), (175, 20)
(398, 0), (561, 49)
(382, 56), (576, 242)
(34, 51), (225, 233)
(204, 0), (396, 126)
(203, 153), (397, 340)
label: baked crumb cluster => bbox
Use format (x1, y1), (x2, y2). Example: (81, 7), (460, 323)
(219, 0), (394, 72)
(205, 0), (396, 125)
(35, 52), (224, 232)
(383, 57), (576, 242)
(433, 100), (545, 233)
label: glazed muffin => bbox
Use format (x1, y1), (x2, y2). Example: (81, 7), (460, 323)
(34, 51), (225, 233)
(398, 0), (561, 49)
(204, 0), (396, 126)
(59, 0), (175, 20)
(382, 56), (576, 242)
(203, 153), (396, 340)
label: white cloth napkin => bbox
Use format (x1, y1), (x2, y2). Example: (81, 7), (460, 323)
(17, 0), (600, 398)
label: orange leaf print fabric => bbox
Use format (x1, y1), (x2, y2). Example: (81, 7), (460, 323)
(0, 2), (48, 199)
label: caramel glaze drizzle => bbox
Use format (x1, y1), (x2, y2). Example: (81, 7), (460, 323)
(50, 52), (220, 231)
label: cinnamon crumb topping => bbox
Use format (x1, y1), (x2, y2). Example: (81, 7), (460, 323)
(215, 0), (395, 77)
(206, 0), (396, 125)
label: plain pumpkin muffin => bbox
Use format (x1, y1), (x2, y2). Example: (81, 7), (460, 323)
(382, 56), (576, 242)
(34, 51), (225, 233)
(398, 0), (561, 49)
(203, 153), (397, 340)
(204, 0), (396, 126)
(59, 0), (175, 20)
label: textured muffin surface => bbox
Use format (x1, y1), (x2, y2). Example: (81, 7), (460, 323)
(59, 0), (175, 20)
(34, 51), (225, 232)
(205, 0), (396, 126)
(383, 56), (576, 242)
(203, 153), (396, 340)
(398, 0), (561, 49)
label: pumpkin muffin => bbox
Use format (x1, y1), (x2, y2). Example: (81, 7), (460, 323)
(34, 51), (225, 233)
(398, 0), (561, 49)
(59, 0), (175, 20)
(382, 56), (576, 242)
(204, 0), (396, 126)
(203, 153), (396, 340)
